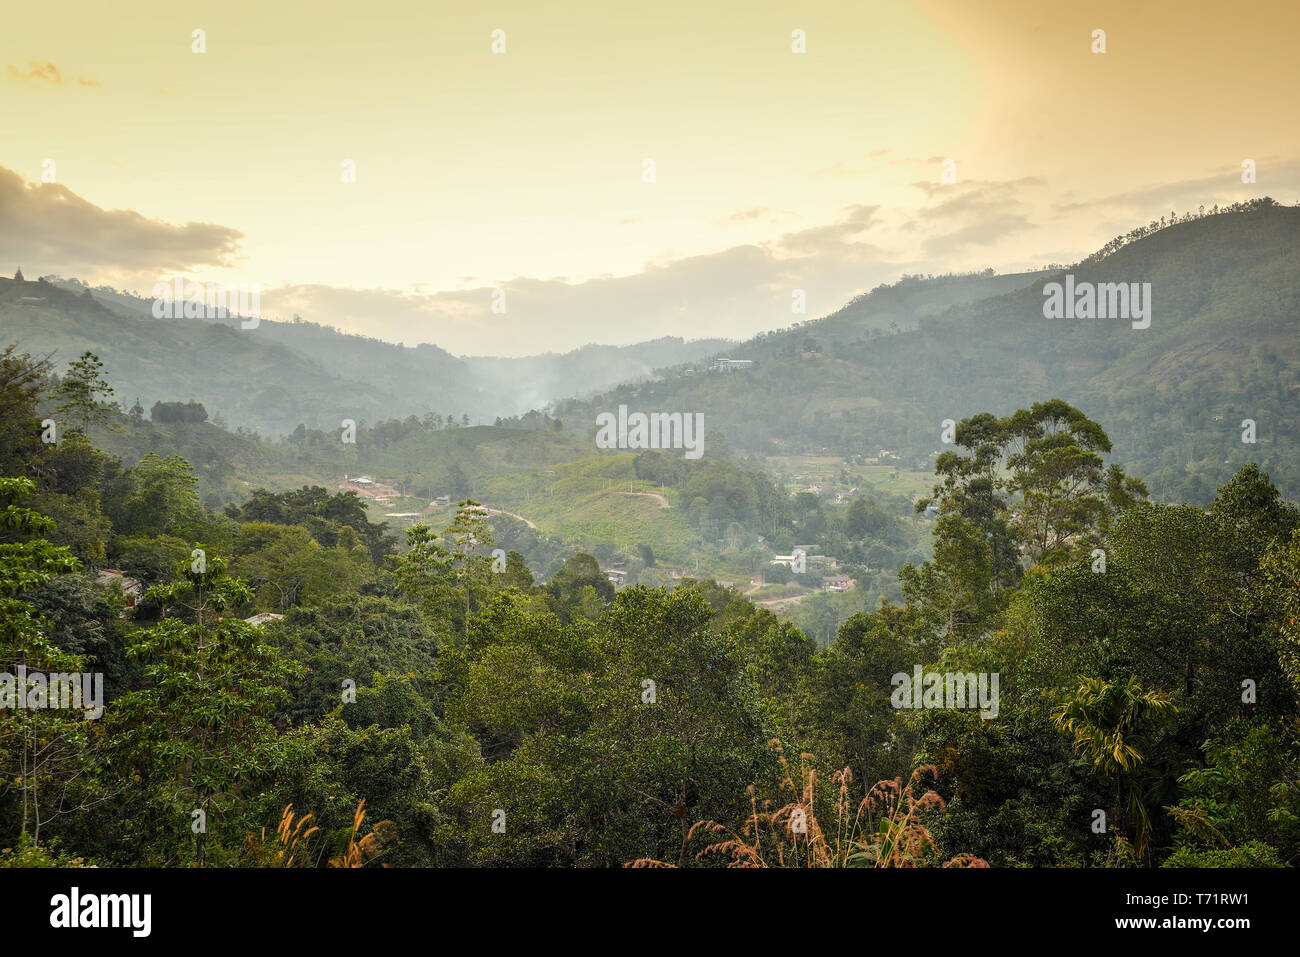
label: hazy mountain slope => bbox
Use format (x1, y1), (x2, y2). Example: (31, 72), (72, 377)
(464, 336), (734, 409)
(0, 277), (414, 435)
(747, 268), (1053, 357)
(25, 280), (731, 429)
(554, 202), (1300, 500)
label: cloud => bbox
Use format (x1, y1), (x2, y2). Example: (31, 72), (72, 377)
(812, 150), (893, 177)
(921, 212), (1035, 257)
(7, 61), (61, 84)
(812, 161), (875, 178)
(909, 176), (1046, 201)
(6, 62), (100, 89)
(774, 204), (880, 257)
(18, 163), (1265, 358)
(251, 203), (899, 356)
(715, 206), (801, 228)
(0, 166), (244, 275)
(719, 206), (773, 222)
(902, 178), (1044, 256)
(1051, 160), (1300, 215)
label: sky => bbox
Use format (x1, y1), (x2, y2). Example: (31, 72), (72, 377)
(1, 0), (1296, 356)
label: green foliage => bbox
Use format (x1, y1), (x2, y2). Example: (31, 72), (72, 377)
(441, 586), (780, 866)
(232, 522), (373, 610)
(0, 477), (82, 662)
(1165, 719), (1300, 864)
(0, 345), (50, 479)
(4, 312), (1300, 872)
(54, 351), (114, 434)
(224, 485), (394, 563)
(270, 595), (440, 726)
(105, 552), (303, 864)
(1161, 842), (1287, 868)
(0, 833), (96, 868)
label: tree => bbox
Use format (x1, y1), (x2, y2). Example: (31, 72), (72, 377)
(501, 549), (535, 590)
(1261, 529), (1300, 699)
(233, 522), (372, 610)
(920, 399), (1147, 579)
(846, 497), (890, 540)
(392, 502), (498, 634)
(110, 453), (200, 538)
(0, 345), (52, 479)
(442, 586), (779, 866)
(1052, 676), (1177, 857)
(107, 550), (303, 865)
(445, 463), (471, 499)
(797, 602), (925, 788)
(1002, 400), (1126, 562)
(223, 486), (394, 563)
(149, 400), (208, 424)
(0, 477), (103, 846)
(765, 562), (792, 585)
(54, 352), (114, 434)
(899, 513), (1000, 642)
(269, 595), (441, 727)
(546, 553), (614, 620)
(111, 534), (193, 587)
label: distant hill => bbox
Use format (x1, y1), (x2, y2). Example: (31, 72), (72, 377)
(464, 337), (733, 412)
(1, 278), (730, 435)
(9, 200), (1295, 503)
(0, 277), (421, 436)
(554, 200), (1300, 501)
(76, 411), (778, 584)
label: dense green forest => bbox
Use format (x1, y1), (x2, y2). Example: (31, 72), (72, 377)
(4, 343), (1298, 868)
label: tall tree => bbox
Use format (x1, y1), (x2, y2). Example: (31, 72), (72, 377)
(54, 352), (115, 434)
(0, 345), (51, 480)
(1052, 675), (1177, 857)
(0, 477), (104, 846)
(107, 549), (302, 865)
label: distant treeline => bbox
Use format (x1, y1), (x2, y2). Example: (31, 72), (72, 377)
(150, 400), (209, 424)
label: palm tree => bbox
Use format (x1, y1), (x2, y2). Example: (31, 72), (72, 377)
(1052, 675), (1177, 857)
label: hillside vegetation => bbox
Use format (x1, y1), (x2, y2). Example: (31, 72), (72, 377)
(556, 200), (1300, 502)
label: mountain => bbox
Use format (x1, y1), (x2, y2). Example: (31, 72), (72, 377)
(1, 279), (730, 435)
(9, 200), (1296, 504)
(464, 337), (733, 413)
(0, 277), (432, 435)
(553, 200), (1300, 501)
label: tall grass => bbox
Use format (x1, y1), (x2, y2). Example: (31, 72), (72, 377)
(630, 740), (987, 868)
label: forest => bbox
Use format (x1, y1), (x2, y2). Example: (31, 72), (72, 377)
(3, 344), (1298, 868)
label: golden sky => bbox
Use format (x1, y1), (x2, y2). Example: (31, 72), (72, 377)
(2, 0), (1296, 355)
